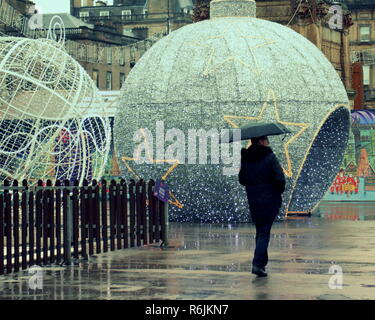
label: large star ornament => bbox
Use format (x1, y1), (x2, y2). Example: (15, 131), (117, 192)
(121, 128), (183, 208)
(223, 89), (310, 178)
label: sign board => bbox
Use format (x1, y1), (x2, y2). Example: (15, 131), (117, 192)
(154, 179), (169, 203)
(365, 176), (375, 184)
(365, 176), (375, 191)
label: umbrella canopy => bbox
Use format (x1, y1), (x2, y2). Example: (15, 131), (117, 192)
(222, 121), (291, 143)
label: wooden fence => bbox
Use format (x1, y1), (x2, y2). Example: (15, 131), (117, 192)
(0, 179), (166, 275)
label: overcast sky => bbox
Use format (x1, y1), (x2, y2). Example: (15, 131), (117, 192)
(32, 0), (114, 14)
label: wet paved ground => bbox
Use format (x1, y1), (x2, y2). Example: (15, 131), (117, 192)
(1, 201), (375, 300)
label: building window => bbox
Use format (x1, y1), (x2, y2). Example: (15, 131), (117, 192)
(359, 13), (370, 19)
(120, 49), (125, 66)
(122, 10), (132, 20)
(363, 65), (370, 85)
(360, 26), (371, 43)
(123, 28), (132, 36)
(107, 48), (112, 65)
(79, 11), (89, 18)
(106, 71), (112, 90)
(120, 73), (125, 88)
(92, 69), (99, 88)
(100, 11), (110, 19)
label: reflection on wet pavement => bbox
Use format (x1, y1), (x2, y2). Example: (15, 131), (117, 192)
(315, 201), (375, 221)
(0, 202), (375, 300)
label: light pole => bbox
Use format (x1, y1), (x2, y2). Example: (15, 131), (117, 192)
(167, 0), (171, 34)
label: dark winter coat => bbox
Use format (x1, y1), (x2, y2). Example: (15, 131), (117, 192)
(239, 145), (286, 221)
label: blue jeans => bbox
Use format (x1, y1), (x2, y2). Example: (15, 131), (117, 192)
(251, 209), (278, 268)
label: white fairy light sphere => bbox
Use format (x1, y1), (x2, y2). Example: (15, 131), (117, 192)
(0, 36), (111, 185)
(114, 0), (350, 222)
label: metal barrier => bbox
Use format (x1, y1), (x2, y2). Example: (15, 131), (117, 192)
(0, 178), (165, 275)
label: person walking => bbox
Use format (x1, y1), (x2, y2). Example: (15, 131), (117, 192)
(239, 136), (286, 277)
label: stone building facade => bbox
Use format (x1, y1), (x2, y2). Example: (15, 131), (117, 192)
(0, 0), (141, 91)
(42, 13), (140, 91)
(249, 0), (355, 108)
(70, 0), (194, 39)
(3, 0), (33, 14)
(346, 0), (375, 109)
(0, 0), (34, 36)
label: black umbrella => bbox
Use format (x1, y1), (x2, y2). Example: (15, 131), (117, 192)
(222, 121), (291, 143)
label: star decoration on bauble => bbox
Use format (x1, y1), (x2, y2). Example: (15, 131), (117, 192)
(186, 29), (275, 77)
(223, 89), (310, 177)
(121, 128), (183, 208)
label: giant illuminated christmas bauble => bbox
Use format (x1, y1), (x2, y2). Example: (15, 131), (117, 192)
(0, 36), (110, 184)
(114, 0), (350, 222)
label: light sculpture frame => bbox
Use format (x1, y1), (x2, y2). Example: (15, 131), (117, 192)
(0, 16), (111, 185)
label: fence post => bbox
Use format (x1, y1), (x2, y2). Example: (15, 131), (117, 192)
(154, 199), (160, 244)
(72, 180), (79, 260)
(93, 180), (101, 254)
(147, 180), (155, 244)
(55, 181), (62, 264)
(121, 179), (128, 249)
(80, 180), (88, 259)
(101, 179), (108, 253)
(21, 180), (28, 270)
(141, 180), (148, 245)
(5, 180), (12, 273)
(161, 201), (169, 247)
(63, 180), (72, 265)
(13, 180), (20, 271)
(87, 183), (94, 256)
(129, 180), (136, 247)
(135, 180), (142, 247)
(109, 180), (116, 251)
(42, 180), (49, 266)
(47, 180), (55, 264)
(35, 180), (43, 267)
(28, 186), (35, 267)
(116, 180), (122, 250)
(0, 193), (4, 275)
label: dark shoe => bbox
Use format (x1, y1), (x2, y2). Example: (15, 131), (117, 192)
(252, 266), (267, 277)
